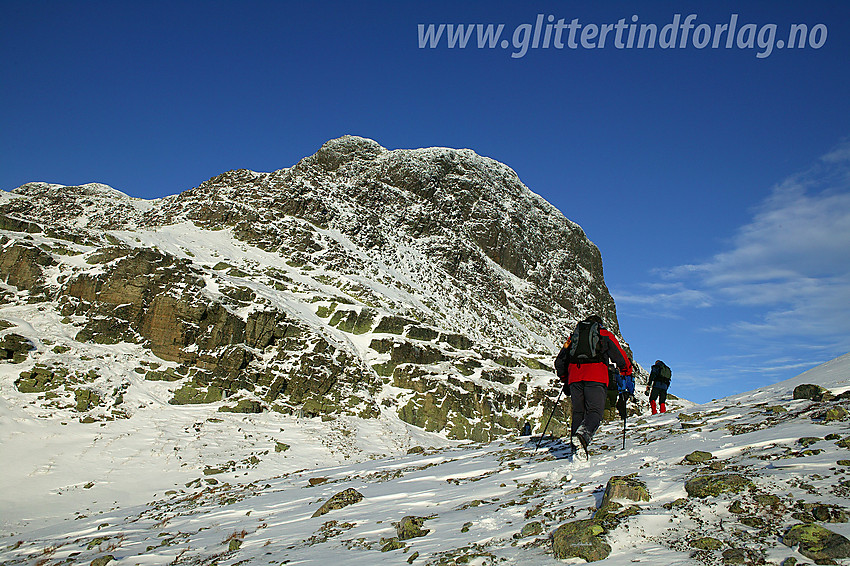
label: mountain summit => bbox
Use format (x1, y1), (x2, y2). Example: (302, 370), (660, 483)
(0, 136), (630, 444)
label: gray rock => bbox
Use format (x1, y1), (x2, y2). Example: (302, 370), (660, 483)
(395, 515), (430, 540)
(552, 519), (611, 562)
(684, 450), (714, 464)
(685, 473), (753, 499)
(783, 523), (850, 560)
(690, 536), (723, 550)
(793, 383), (832, 401)
(599, 474), (650, 509)
(311, 488), (364, 518)
(0, 333), (35, 363)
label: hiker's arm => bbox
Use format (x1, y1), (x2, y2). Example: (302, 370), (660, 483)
(601, 330), (631, 376)
(554, 343), (570, 381)
(646, 367), (656, 392)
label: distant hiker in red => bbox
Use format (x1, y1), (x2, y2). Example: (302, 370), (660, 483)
(554, 315), (632, 455)
(646, 360), (672, 414)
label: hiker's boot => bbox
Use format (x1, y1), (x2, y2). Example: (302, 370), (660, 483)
(660, 402), (667, 413)
(650, 400), (658, 415)
(575, 424), (592, 452)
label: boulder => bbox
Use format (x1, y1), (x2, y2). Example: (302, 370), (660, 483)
(684, 450), (714, 464)
(0, 333), (34, 363)
(783, 523), (850, 561)
(395, 516), (430, 540)
(518, 521), (543, 538)
(74, 389), (101, 412)
(218, 400), (263, 413)
(551, 519), (611, 562)
(311, 488), (364, 518)
(15, 365), (68, 393)
(685, 473), (752, 499)
(825, 407), (848, 422)
(722, 548), (749, 564)
(690, 536), (723, 550)
(599, 474), (650, 509)
(793, 383), (832, 401)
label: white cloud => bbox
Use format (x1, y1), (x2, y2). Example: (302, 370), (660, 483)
(620, 141), (850, 372)
(699, 180), (850, 288)
(614, 281), (712, 309)
(820, 139), (850, 164)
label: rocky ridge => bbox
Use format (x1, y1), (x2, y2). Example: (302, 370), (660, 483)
(0, 136), (644, 443)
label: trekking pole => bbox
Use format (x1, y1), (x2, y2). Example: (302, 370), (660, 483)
(622, 413), (626, 450)
(534, 387), (565, 454)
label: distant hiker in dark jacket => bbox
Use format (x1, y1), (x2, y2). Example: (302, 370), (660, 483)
(554, 315), (632, 453)
(646, 360), (672, 414)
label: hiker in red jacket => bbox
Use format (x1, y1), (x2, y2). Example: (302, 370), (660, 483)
(554, 315), (632, 454)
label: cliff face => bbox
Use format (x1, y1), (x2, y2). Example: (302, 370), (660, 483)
(0, 136), (626, 441)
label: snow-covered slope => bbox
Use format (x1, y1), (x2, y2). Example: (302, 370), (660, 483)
(1, 355), (849, 565)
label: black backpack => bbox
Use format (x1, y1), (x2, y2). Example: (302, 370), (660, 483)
(655, 361), (672, 384)
(569, 321), (606, 365)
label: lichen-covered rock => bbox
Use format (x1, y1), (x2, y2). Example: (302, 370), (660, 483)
(793, 503), (850, 524)
(0, 333), (34, 363)
(783, 523), (850, 561)
(380, 537), (405, 552)
(599, 474), (650, 509)
(395, 376), (524, 442)
(824, 406), (849, 422)
(0, 213), (42, 234)
(373, 315), (414, 335)
(395, 516), (430, 540)
(405, 326), (438, 341)
(685, 473), (753, 499)
(594, 501), (640, 530)
(684, 450), (714, 464)
(74, 389), (101, 412)
(169, 382), (224, 405)
(518, 521), (543, 538)
(722, 548), (749, 564)
(218, 400), (263, 413)
(690, 536), (723, 550)
(15, 365), (68, 393)
(440, 333), (472, 350)
(328, 308), (375, 335)
(551, 519), (611, 562)
(793, 383), (832, 401)
(145, 367), (186, 382)
(311, 488), (364, 518)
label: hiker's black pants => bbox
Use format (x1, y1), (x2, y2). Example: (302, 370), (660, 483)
(649, 387), (668, 404)
(569, 381), (607, 438)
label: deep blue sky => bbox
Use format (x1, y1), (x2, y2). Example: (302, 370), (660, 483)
(2, 1), (849, 403)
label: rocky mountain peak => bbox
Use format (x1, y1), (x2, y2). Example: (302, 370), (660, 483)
(304, 135), (387, 172)
(0, 137), (631, 443)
